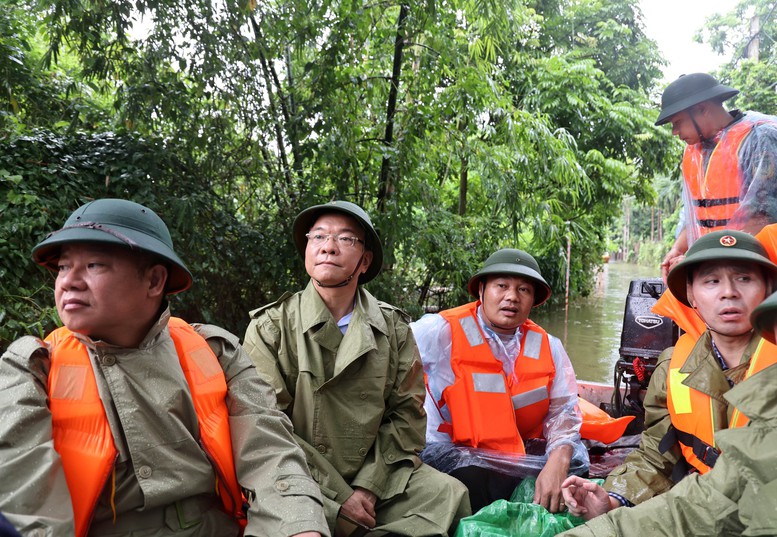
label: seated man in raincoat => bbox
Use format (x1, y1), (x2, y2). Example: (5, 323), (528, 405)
(559, 287), (777, 536)
(243, 200), (470, 537)
(561, 229), (777, 522)
(411, 248), (588, 513)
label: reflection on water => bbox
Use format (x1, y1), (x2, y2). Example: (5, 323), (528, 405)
(531, 262), (660, 383)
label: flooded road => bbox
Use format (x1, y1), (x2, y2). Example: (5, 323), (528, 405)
(531, 262), (660, 383)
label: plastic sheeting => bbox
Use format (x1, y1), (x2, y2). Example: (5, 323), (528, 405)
(584, 434), (641, 479)
(682, 111), (777, 246)
(454, 478), (602, 537)
(421, 438), (589, 479)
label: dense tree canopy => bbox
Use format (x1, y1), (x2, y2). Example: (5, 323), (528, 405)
(697, 0), (777, 114)
(0, 0), (677, 346)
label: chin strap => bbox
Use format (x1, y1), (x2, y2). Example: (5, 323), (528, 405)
(313, 253), (365, 288)
(689, 111), (710, 144)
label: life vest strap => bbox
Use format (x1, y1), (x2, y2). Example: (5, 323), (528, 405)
(697, 218), (730, 228)
(660, 424), (720, 470)
(692, 197), (739, 208)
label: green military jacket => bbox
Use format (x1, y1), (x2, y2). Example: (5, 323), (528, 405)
(604, 331), (761, 505)
(243, 281), (426, 527)
(561, 361), (777, 536)
(0, 307), (328, 537)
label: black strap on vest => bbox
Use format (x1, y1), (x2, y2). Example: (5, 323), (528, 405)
(693, 197), (740, 208)
(659, 424), (721, 482)
(697, 218), (731, 228)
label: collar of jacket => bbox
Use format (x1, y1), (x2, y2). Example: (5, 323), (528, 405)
(300, 280), (389, 337)
(724, 362), (777, 423)
(70, 303), (172, 350)
(678, 330), (760, 402)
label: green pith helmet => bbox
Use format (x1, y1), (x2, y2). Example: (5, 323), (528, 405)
(751, 291), (777, 344)
(292, 200), (383, 284)
(33, 198), (192, 294)
(467, 248), (551, 307)
(655, 73), (739, 126)
(667, 230), (777, 307)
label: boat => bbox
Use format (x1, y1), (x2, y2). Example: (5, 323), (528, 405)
(576, 276), (679, 477)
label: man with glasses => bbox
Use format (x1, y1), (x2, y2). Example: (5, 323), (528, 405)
(243, 201), (470, 537)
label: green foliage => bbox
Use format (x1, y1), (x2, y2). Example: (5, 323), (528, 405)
(0, 0), (677, 346)
(697, 0), (777, 115)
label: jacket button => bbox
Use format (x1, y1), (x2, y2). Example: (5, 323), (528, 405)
(138, 465), (152, 478)
(103, 354), (116, 366)
(317, 444), (327, 454)
(387, 454), (395, 461)
(275, 480), (290, 492)
(358, 447), (367, 456)
(359, 391), (368, 400)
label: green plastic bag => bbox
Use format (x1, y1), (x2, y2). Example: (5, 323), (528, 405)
(454, 478), (602, 537)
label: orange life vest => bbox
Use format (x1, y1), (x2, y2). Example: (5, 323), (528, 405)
(437, 302), (556, 453)
(665, 333), (777, 475)
(46, 318), (246, 537)
(682, 120), (753, 234)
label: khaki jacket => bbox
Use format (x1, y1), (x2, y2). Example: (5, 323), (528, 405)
(0, 307), (328, 537)
(604, 331), (760, 504)
(244, 282), (426, 526)
(561, 361), (777, 536)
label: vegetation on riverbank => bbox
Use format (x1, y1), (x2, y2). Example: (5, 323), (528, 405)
(1, 0), (770, 347)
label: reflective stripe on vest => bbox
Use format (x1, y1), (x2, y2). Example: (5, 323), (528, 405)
(665, 333), (777, 474)
(47, 318), (246, 537)
(437, 302), (555, 452)
(682, 121), (752, 233)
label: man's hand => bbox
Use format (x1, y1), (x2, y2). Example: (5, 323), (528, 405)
(340, 487), (378, 529)
(661, 229), (688, 283)
(533, 445), (572, 513)
(560, 476), (618, 520)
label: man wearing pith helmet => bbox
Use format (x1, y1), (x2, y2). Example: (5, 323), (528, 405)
(558, 290), (777, 536)
(0, 199), (328, 536)
(656, 72), (777, 281)
(561, 229), (777, 522)
(411, 248), (587, 513)
(243, 200), (470, 537)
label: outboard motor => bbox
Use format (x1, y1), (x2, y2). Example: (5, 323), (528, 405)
(613, 278), (679, 429)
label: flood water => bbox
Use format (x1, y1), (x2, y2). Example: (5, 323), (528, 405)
(531, 262), (661, 383)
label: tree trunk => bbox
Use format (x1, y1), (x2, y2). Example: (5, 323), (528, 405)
(377, 4), (409, 213)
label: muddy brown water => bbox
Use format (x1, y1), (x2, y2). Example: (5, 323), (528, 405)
(531, 262), (660, 384)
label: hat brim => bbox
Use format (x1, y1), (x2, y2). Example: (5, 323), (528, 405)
(667, 249), (777, 307)
(33, 225), (193, 294)
(655, 86), (739, 126)
(467, 263), (551, 307)
(292, 205), (383, 284)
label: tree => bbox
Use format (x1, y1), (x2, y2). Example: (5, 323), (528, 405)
(697, 0), (777, 114)
(1, 0), (677, 345)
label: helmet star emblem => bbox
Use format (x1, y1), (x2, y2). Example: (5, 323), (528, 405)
(720, 235), (737, 247)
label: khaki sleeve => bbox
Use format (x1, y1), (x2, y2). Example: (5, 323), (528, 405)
(561, 452), (745, 536)
(603, 350), (680, 504)
(0, 337), (76, 535)
(199, 325), (330, 537)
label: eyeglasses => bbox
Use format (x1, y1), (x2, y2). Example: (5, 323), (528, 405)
(305, 233), (365, 249)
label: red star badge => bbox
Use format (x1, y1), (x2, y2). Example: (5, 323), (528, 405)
(720, 235), (737, 247)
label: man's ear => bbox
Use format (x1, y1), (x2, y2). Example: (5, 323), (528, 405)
(147, 264), (169, 298)
(360, 251), (374, 273)
(686, 283), (697, 309)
